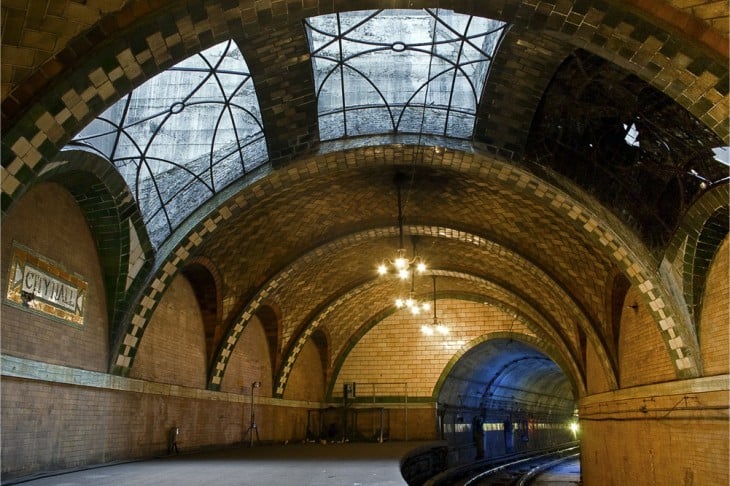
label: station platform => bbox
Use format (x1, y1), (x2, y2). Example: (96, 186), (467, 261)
(7, 441), (442, 486)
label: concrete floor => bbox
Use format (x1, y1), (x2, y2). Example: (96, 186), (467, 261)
(8, 442), (438, 486)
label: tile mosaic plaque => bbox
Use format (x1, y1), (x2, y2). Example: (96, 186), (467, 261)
(5, 243), (87, 327)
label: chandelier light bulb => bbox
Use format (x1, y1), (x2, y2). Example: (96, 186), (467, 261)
(421, 325), (434, 335)
(398, 268), (410, 280)
(422, 302), (431, 312)
(394, 256), (408, 270)
(416, 262), (427, 273)
(378, 264), (388, 275)
(395, 298), (404, 308)
(436, 324), (449, 335)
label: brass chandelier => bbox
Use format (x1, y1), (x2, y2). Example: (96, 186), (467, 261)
(377, 172), (429, 314)
(421, 274), (449, 335)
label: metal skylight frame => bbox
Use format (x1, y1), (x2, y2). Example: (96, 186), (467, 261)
(305, 9), (507, 140)
(65, 40), (268, 248)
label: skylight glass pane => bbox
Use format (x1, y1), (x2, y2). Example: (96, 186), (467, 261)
(712, 146), (729, 166)
(306, 9), (506, 140)
(65, 40), (267, 248)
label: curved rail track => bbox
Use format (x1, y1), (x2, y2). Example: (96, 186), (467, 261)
(424, 443), (579, 486)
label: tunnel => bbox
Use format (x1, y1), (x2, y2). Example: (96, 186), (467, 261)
(437, 337), (577, 458)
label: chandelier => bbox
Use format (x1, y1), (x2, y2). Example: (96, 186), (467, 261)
(377, 173), (427, 279)
(421, 275), (449, 335)
(378, 172), (429, 314)
(394, 261), (431, 315)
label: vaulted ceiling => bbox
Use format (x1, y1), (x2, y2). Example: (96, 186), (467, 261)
(2, 1), (728, 407)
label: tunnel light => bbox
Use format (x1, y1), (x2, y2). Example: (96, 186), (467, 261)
(569, 421), (579, 437)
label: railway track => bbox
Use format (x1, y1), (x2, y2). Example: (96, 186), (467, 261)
(424, 443), (579, 486)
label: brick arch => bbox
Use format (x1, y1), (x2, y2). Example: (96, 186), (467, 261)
(0, 1), (720, 380)
(31, 150), (154, 359)
(319, 277), (588, 401)
(105, 147), (701, 380)
(222, 226), (607, 397)
(666, 183), (729, 328)
(181, 258), (224, 367)
(431, 331), (583, 402)
(254, 303), (283, 376)
(476, 5), (728, 157)
(608, 272), (632, 368)
(310, 328), (330, 388)
(3, 1), (728, 213)
(692, 208), (730, 324)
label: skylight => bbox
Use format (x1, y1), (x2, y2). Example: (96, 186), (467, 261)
(305, 9), (506, 140)
(65, 40), (267, 247)
(712, 146), (729, 166)
(623, 123), (640, 147)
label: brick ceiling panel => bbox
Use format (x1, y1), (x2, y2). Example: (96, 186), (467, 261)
(317, 275), (578, 372)
(194, 164), (615, 345)
(271, 238), (584, 354)
(3, 0), (724, 384)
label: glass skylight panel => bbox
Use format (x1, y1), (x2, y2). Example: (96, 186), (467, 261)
(306, 9), (506, 140)
(66, 40), (267, 247)
(712, 147), (729, 166)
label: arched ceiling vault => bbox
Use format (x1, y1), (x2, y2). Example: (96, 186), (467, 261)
(2, 1), (725, 394)
(106, 149), (696, 388)
(224, 223), (612, 398)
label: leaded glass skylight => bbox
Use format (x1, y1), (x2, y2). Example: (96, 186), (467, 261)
(65, 40), (267, 248)
(305, 9), (506, 141)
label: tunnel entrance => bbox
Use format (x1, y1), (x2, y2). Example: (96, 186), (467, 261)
(436, 337), (577, 459)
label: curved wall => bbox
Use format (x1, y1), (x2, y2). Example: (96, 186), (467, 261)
(0, 182), (108, 370)
(131, 274), (207, 388)
(699, 236), (729, 376)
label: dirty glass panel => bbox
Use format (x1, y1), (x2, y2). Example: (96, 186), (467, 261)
(306, 9), (506, 140)
(65, 40), (267, 248)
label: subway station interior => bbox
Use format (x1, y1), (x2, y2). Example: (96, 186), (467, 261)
(1, 1), (728, 485)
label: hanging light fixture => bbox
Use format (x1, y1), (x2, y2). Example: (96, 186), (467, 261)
(378, 172), (429, 313)
(394, 261), (431, 315)
(421, 275), (449, 335)
(377, 172), (427, 280)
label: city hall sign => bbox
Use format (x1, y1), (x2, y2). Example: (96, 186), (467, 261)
(5, 243), (87, 327)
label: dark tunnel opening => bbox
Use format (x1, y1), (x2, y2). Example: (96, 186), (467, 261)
(436, 338), (577, 460)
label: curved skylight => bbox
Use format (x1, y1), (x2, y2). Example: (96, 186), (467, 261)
(306, 9), (506, 140)
(66, 40), (267, 247)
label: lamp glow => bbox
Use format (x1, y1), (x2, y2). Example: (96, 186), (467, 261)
(422, 275), (450, 337)
(379, 173), (430, 313)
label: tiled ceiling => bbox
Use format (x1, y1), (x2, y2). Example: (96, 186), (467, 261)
(2, 1), (727, 399)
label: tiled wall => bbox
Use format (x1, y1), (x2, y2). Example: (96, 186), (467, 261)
(619, 286), (677, 387)
(699, 236), (729, 375)
(130, 274), (208, 388)
(0, 182), (109, 371)
(334, 299), (536, 399)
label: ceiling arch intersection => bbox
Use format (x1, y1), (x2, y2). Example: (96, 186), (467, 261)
(320, 287), (588, 402)
(219, 219), (611, 399)
(108, 147), (701, 380)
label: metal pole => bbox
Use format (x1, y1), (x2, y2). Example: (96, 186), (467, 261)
(247, 381), (260, 447)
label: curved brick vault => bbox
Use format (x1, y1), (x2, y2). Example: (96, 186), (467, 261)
(2, 1), (727, 403)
